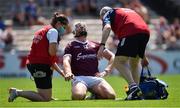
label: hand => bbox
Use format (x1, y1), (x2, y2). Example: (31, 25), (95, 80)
(64, 73), (74, 81)
(141, 57), (149, 67)
(95, 71), (107, 77)
(97, 45), (105, 60)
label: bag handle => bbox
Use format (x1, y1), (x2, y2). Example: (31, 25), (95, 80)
(141, 66), (151, 77)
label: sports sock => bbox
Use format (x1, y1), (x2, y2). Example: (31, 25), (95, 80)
(129, 83), (138, 90)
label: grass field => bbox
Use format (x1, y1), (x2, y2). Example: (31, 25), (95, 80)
(0, 75), (180, 107)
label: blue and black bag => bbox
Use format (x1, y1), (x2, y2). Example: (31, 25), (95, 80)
(139, 67), (169, 99)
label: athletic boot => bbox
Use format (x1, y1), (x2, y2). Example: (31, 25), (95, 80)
(125, 86), (143, 100)
(8, 88), (18, 102)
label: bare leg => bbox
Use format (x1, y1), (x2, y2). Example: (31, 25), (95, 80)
(114, 56), (135, 85)
(9, 88), (52, 102)
(92, 80), (116, 99)
(17, 90), (44, 101)
(113, 56), (143, 100)
(129, 57), (141, 84)
(71, 82), (87, 100)
(37, 88), (52, 101)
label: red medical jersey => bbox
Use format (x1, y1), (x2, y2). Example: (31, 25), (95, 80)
(103, 8), (150, 39)
(27, 25), (58, 66)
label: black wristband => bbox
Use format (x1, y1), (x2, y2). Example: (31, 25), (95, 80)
(100, 43), (105, 46)
(104, 70), (109, 73)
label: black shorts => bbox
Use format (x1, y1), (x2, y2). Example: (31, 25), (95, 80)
(116, 33), (149, 58)
(27, 64), (53, 89)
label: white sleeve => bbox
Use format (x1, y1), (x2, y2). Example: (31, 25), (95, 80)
(47, 28), (58, 43)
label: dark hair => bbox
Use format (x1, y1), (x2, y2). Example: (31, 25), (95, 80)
(51, 12), (68, 27)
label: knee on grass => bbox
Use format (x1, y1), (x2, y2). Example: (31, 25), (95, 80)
(99, 89), (116, 99)
(72, 92), (86, 100)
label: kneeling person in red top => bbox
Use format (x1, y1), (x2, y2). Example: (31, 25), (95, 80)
(8, 12), (69, 102)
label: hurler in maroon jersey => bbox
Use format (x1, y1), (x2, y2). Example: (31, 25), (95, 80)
(8, 12), (69, 102)
(63, 22), (116, 100)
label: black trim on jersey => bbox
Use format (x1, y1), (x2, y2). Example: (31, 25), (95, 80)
(110, 9), (116, 27)
(102, 9), (115, 29)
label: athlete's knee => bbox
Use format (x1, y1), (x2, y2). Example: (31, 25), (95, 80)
(107, 92), (116, 99)
(103, 89), (116, 99)
(98, 84), (116, 99)
(38, 90), (52, 102)
(98, 91), (116, 99)
(41, 95), (52, 102)
(72, 92), (86, 100)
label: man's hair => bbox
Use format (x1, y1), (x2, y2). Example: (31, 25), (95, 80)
(51, 12), (69, 27)
(72, 22), (87, 37)
(99, 6), (112, 17)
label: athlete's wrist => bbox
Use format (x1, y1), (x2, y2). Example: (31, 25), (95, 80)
(104, 70), (110, 76)
(100, 43), (105, 46)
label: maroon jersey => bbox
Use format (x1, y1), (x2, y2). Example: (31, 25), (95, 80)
(64, 40), (100, 76)
(27, 25), (58, 66)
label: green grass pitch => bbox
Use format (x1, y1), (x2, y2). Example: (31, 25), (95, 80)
(0, 75), (180, 107)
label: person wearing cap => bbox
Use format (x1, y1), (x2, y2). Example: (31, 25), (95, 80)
(63, 22), (116, 100)
(8, 12), (69, 102)
(97, 6), (150, 100)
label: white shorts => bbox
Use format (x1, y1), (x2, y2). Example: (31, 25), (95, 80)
(72, 76), (105, 89)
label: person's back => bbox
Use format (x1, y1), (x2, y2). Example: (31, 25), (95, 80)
(110, 8), (149, 38)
